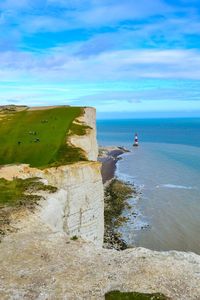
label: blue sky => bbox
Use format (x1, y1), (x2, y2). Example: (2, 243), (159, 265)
(0, 0), (200, 118)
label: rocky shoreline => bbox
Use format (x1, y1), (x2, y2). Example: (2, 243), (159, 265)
(99, 146), (139, 251)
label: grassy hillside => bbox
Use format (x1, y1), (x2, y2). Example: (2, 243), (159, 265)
(0, 106), (88, 168)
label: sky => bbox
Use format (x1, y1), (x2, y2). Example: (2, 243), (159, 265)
(0, 0), (200, 118)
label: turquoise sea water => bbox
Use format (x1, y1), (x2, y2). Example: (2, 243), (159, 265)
(97, 118), (200, 254)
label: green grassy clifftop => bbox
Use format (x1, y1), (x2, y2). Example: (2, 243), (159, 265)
(0, 106), (88, 168)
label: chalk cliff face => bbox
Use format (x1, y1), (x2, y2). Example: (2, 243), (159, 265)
(69, 107), (98, 161)
(39, 162), (104, 246)
(0, 107), (104, 247)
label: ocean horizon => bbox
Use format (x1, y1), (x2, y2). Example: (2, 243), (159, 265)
(97, 117), (200, 147)
(97, 117), (200, 254)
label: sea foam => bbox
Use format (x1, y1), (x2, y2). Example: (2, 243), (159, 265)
(158, 184), (193, 190)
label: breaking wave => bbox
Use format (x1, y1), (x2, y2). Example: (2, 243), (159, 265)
(157, 184), (194, 190)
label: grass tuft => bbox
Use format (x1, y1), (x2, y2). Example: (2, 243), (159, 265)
(70, 235), (78, 241)
(105, 291), (169, 300)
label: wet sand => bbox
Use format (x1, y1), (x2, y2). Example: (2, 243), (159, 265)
(98, 147), (128, 183)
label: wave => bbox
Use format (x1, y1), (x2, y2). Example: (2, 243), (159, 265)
(157, 184), (194, 190)
(115, 169), (145, 192)
(115, 170), (135, 183)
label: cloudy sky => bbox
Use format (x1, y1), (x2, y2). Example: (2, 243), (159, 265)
(0, 0), (200, 118)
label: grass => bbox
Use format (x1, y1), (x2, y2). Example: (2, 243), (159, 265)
(0, 177), (57, 207)
(105, 291), (169, 300)
(0, 106), (88, 168)
(0, 177), (57, 238)
(70, 235), (78, 241)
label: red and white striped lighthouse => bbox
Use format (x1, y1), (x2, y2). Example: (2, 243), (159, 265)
(133, 133), (139, 147)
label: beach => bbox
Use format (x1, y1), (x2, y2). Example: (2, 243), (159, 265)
(99, 146), (136, 250)
(98, 146), (128, 184)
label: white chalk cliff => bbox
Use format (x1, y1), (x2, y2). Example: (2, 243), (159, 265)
(69, 107), (98, 161)
(39, 161), (104, 246)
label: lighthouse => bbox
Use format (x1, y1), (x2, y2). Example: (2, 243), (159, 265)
(133, 133), (139, 147)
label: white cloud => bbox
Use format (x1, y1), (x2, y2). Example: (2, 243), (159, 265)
(1, 48), (200, 81)
(0, 0), (173, 33)
(74, 0), (171, 26)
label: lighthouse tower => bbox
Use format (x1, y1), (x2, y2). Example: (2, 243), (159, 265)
(133, 133), (139, 147)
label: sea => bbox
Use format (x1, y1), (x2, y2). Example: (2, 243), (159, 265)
(97, 118), (200, 254)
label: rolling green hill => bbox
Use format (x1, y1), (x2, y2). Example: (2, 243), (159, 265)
(0, 106), (88, 168)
